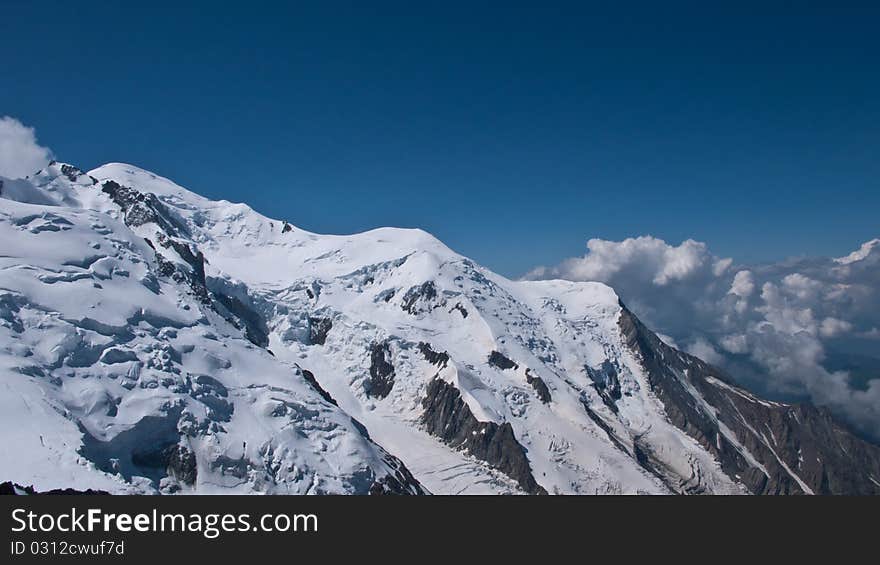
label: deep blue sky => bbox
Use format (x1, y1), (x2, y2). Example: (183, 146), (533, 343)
(3, 1), (878, 276)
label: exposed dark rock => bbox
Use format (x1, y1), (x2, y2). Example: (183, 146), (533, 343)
(450, 302), (469, 318)
(586, 360), (621, 412)
(101, 180), (187, 237)
(60, 164), (87, 183)
(421, 377), (546, 494)
(349, 417), (371, 439)
(525, 369), (551, 403)
(369, 450), (430, 495)
(401, 281), (440, 314)
(418, 342), (449, 368)
(211, 455), (250, 479)
(191, 375), (234, 422)
(579, 398), (630, 454)
(488, 350), (518, 371)
(0, 482), (109, 495)
(308, 316), (333, 345)
(155, 233), (210, 303)
(618, 303), (880, 495)
(213, 291), (269, 347)
(305, 282), (321, 300)
(101, 179), (212, 303)
(367, 342), (395, 399)
(300, 368), (337, 406)
(165, 444), (198, 486)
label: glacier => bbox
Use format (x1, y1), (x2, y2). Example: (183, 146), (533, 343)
(1, 161), (879, 495)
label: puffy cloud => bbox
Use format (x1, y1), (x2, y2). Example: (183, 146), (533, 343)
(686, 337), (724, 366)
(0, 116), (53, 180)
(541, 236), (719, 286)
(820, 317), (853, 338)
(835, 239), (880, 265)
(525, 235), (880, 439)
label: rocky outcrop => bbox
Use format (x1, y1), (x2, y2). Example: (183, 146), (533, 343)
(155, 233), (210, 303)
(300, 368), (337, 406)
(165, 444), (198, 486)
(618, 303), (880, 495)
(401, 281), (441, 314)
(308, 316), (333, 345)
(418, 342), (449, 368)
(421, 377), (546, 494)
(586, 360), (622, 412)
(450, 302), (469, 318)
(60, 163), (91, 183)
(525, 369), (551, 403)
(488, 350), (518, 371)
(102, 179), (213, 303)
(213, 290), (270, 347)
(367, 342), (395, 399)
(101, 180), (186, 236)
(369, 451), (430, 495)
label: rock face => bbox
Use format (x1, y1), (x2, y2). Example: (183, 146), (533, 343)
(308, 317), (333, 345)
(418, 342), (450, 368)
(214, 291), (270, 347)
(488, 351), (518, 371)
(421, 377), (547, 494)
(401, 281), (440, 314)
(368, 342), (395, 399)
(165, 444), (198, 487)
(525, 369), (551, 404)
(369, 450), (430, 495)
(300, 368), (337, 406)
(618, 305), (880, 495)
(586, 360), (622, 413)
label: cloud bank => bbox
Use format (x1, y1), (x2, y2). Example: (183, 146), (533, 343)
(526, 236), (880, 439)
(0, 116), (53, 180)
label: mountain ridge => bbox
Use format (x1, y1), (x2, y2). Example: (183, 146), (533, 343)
(2, 161), (879, 494)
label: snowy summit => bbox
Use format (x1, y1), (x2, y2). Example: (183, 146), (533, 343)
(1, 161), (879, 495)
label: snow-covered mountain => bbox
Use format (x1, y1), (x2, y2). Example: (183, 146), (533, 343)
(2, 162), (879, 494)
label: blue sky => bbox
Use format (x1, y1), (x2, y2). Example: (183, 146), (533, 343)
(3, 1), (878, 276)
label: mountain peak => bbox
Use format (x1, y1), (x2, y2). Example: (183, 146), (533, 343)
(2, 159), (879, 495)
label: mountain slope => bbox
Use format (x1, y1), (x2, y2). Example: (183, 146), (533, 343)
(0, 165), (425, 494)
(2, 162), (879, 494)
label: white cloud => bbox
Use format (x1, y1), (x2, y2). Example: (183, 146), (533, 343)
(719, 333), (749, 354)
(686, 337), (724, 365)
(547, 236), (721, 287)
(861, 328), (880, 340)
(819, 317), (853, 338)
(0, 116), (53, 180)
(728, 270), (754, 295)
(525, 235), (880, 438)
(835, 238), (880, 265)
(713, 257), (733, 276)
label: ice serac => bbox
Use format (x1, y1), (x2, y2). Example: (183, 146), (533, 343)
(2, 160), (879, 495)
